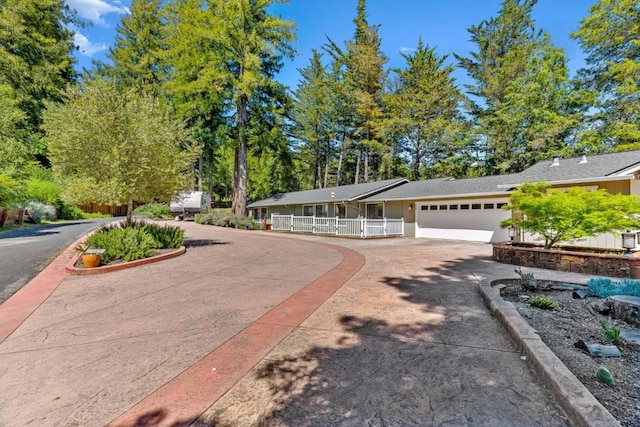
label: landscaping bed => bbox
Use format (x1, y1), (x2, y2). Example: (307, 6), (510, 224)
(496, 279), (639, 426)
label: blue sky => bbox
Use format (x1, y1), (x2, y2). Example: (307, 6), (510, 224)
(68, 0), (595, 90)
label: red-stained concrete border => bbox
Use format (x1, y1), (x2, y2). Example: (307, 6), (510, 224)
(108, 243), (365, 427)
(66, 246), (186, 275)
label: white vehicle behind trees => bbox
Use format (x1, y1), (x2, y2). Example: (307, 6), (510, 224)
(170, 191), (211, 219)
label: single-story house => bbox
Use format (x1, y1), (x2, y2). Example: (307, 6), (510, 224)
(249, 150), (640, 246)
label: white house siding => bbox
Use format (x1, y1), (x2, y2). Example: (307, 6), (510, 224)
(415, 197), (511, 243)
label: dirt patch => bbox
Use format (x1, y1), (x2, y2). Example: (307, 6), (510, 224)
(498, 280), (639, 426)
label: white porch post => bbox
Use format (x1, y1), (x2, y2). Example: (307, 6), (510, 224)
(335, 216), (339, 235)
(361, 217), (365, 238)
(312, 215), (316, 234)
(290, 214), (294, 232)
(383, 217), (387, 236)
(401, 217), (405, 236)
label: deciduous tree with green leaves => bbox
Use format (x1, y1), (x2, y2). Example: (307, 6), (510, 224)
(0, 0), (77, 159)
(501, 182), (640, 249)
(43, 79), (200, 222)
(572, 0), (640, 152)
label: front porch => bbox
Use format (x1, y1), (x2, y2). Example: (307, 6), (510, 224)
(270, 214), (404, 238)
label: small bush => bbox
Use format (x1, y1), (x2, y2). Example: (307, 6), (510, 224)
(195, 210), (258, 230)
(80, 212), (112, 219)
(84, 226), (155, 262)
(58, 204), (84, 220)
(596, 366), (615, 387)
(599, 318), (621, 344)
(143, 223), (184, 248)
(529, 295), (558, 310)
(588, 277), (640, 298)
(24, 178), (59, 204)
(133, 203), (171, 219)
(0, 174), (19, 207)
(26, 201), (57, 223)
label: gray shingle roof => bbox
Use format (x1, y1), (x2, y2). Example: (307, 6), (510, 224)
(364, 175), (514, 201)
(248, 178), (409, 208)
(364, 150), (640, 202)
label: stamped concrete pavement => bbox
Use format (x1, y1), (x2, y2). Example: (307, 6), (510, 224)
(0, 223), (589, 426)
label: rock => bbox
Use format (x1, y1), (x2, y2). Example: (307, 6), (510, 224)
(572, 289), (591, 299)
(609, 295), (640, 328)
(553, 283), (589, 291)
(619, 329), (640, 345)
(574, 340), (621, 357)
(590, 299), (613, 315)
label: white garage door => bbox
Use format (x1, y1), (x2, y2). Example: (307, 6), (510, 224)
(415, 199), (511, 243)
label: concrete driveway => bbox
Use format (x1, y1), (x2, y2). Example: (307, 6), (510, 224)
(0, 223), (580, 426)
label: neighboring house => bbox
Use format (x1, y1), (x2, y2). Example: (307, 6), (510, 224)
(249, 150), (640, 246)
(247, 178), (409, 220)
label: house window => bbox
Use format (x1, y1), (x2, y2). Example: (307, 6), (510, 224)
(429, 205), (437, 211)
(472, 204), (481, 210)
(450, 204), (458, 210)
(335, 204), (346, 218)
(496, 202), (507, 209)
(260, 208), (268, 219)
(421, 205), (429, 211)
(439, 205), (448, 210)
(460, 204), (470, 210)
(303, 204), (328, 217)
(366, 203), (384, 219)
(484, 203), (495, 209)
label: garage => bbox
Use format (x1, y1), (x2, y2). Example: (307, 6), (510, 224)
(415, 198), (511, 243)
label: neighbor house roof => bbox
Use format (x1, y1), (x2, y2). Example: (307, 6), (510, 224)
(364, 150), (640, 202)
(248, 178), (409, 208)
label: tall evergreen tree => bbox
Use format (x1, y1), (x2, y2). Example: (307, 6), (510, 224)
(572, 0), (640, 152)
(457, 0), (574, 174)
(211, 0), (295, 215)
(384, 39), (469, 180)
(0, 0), (76, 161)
(327, 0), (387, 183)
(106, 0), (166, 93)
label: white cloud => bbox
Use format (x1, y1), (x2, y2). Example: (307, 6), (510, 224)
(74, 32), (108, 56)
(65, 0), (129, 27)
(400, 47), (416, 53)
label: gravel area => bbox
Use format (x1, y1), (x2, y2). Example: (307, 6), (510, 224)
(499, 280), (639, 426)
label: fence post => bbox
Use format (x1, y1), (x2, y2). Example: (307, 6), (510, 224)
(290, 214), (294, 232)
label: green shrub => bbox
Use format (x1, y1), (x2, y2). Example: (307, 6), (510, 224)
(24, 178), (59, 204)
(58, 204), (84, 220)
(588, 277), (640, 298)
(133, 202), (171, 219)
(80, 211), (112, 219)
(0, 174), (19, 207)
(142, 223), (184, 248)
(599, 318), (621, 344)
(85, 226), (155, 262)
(529, 295), (558, 310)
(26, 201), (57, 223)
(195, 210), (258, 230)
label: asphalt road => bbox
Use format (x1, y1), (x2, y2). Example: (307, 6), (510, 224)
(0, 218), (117, 305)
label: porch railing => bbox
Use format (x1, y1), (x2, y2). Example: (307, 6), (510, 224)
(271, 215), (404, 238)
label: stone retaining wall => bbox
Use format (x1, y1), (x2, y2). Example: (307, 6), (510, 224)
(493, 242), (640, 279)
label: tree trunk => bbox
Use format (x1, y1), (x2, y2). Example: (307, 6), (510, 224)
(414, 139), (421, 181)
(336, 131), (346, 186)
(127, 198), (134, 223)
(198, 154), (203, 191)
(232, 94), (248, 216)
(364, 147), (369, 183)
(354, 145), (361, 184)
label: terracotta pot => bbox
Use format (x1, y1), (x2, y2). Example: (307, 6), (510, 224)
(81, 253), (101, 268)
